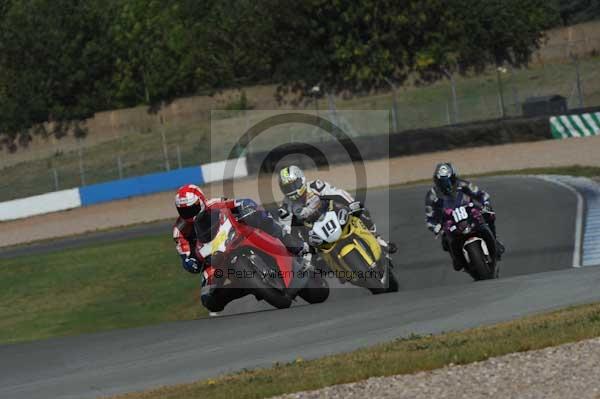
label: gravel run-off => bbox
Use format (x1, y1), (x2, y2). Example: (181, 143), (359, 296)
(275, 337), (600, 399)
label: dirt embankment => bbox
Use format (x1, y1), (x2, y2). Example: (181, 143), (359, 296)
(2, 135), (600, 248)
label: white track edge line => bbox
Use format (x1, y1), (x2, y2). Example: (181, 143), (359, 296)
(534, 176), (583, 268)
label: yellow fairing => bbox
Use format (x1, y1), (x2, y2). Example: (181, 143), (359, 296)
(319, 216), (382, 278)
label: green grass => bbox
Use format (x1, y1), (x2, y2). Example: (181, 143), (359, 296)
(0, 165), (598, 346)
(0, 234), (206, 344)
(107, 301), (600, 399)
(1, 56), (600, 201)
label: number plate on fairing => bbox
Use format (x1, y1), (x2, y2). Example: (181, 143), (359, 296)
(199, 219), (233, 257)
(311, 211), (342, 243)
(452, 206), (468, 223)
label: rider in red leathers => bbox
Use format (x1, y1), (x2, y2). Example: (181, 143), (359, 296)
(173, 184), (305, 312)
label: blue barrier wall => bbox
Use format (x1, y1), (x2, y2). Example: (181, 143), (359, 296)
(79, 166), (204, 206)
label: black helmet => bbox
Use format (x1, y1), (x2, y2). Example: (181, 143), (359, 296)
(433, 162), (457, 195)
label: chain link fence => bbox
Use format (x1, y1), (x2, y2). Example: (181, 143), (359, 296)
(385, 40), (600, 132)
(1, 40), (599, 202)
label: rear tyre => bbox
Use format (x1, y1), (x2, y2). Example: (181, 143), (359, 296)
(465, 243), (493, 281)
(298, 273), (330, 304)
(386, 268), (400, 293)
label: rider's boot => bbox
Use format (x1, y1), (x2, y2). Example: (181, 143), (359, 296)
(448, 242), (464, 271)
(375, 233), (397, 254)
(361, 212), (397, 254)
(487, 220), (505, 260)
(495, 239), (506, 260)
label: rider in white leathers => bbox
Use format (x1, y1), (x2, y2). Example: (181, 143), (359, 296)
(277, 165), (396, 253)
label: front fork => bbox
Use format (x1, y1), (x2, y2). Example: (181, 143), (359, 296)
(448, 224), (497, 266)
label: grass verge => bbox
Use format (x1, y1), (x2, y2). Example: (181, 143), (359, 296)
(0, 165), (598, 345)
(106, 301), (600, 399)
(0, 233), (206, 345)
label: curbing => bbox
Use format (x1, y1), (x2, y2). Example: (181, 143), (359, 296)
(539, 175), (600, 267)
(550, 112), (600, 139)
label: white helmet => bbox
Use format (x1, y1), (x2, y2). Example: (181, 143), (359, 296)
(278, 165), (307, 200)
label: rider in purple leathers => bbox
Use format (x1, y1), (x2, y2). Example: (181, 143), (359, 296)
(425, 162), (505, 271)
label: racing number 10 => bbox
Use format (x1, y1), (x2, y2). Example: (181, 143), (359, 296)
(321, 220), (337, 238)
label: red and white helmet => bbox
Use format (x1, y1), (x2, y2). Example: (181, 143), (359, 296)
(175, 184), (207, 222)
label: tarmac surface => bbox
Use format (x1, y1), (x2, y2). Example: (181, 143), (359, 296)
(1, 176), (594, 399)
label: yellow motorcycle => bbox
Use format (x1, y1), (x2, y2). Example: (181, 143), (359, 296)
(309, 205), (399, 294)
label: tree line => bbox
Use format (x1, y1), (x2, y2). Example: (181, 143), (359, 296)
(0, 0), (584, 150)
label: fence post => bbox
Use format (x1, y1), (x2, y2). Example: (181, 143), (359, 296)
(159, 115), (170, 172)
(572, 54), (585, 108)
(496, 66), (507, 118)
(509, 65), (520, 115)
(327, 92), (340, 133)
(117, 155), (123, 179)
(51, 168), (59, 190)
(450, 75), (459, 122)
(244, 111), (251, 153)
(384, 78), (399, 132)
(308, 86), (324, 142)
(443, 69), (459, 123)
(176, 144), (182, 169)
(77, 143), (86, 186)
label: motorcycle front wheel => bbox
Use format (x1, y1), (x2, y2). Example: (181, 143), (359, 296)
(239, 255), (292, 309)
(298, 271), (330, 304)
(465, 243), (495, 281)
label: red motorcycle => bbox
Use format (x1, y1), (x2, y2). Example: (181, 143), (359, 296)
(197, 206), (329, 309)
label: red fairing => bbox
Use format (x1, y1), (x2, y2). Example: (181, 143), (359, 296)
(200, 206), (294, 288)
(234, 219), (294, 287)
(206, 198), (237, 210)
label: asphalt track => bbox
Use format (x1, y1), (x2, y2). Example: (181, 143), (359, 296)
(1, 176), (597, 399)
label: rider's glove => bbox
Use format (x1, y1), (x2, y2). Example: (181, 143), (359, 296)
(236, 205), (257, 221)
(433, 224), (442, 235)
(301, 242), (310, 255)
(182, 257), (201, 274)
(348, 201), (362, 213)
(308, 230), (324, 246)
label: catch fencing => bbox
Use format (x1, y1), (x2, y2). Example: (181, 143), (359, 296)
(1, 38), (600, 202)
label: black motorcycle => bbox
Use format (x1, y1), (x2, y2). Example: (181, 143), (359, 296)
(440, 192), (499, 281)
